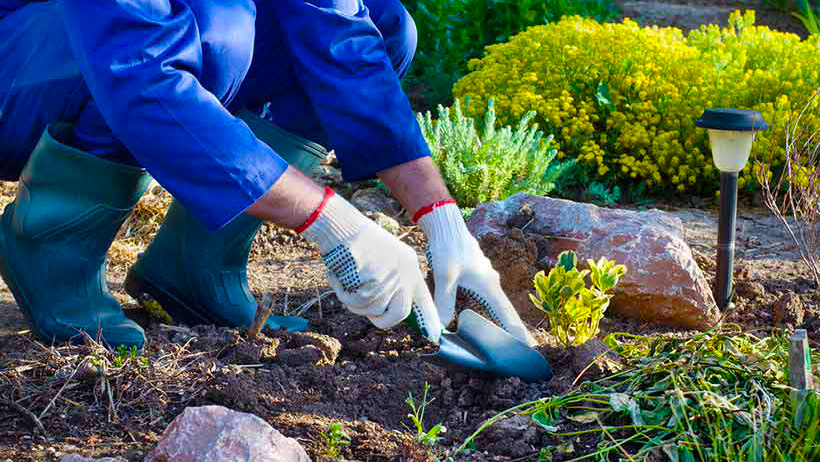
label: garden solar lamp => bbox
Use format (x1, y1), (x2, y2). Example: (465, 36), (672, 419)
(696, 108), (769, 309)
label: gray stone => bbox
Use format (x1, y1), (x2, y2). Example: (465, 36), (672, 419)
(145, 405), (311, 462)
(350, 187), (401, 217)
(60, 456), (126, 462)
(365, 211), (401, 235)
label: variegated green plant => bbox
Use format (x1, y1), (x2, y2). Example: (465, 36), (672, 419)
(530, 250), (626, 347)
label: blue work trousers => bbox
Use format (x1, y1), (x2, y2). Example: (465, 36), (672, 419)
(0, 0), (421, 229)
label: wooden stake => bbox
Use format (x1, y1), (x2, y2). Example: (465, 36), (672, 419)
(248, 292), (274, 339)
(789, 329), (814, 391)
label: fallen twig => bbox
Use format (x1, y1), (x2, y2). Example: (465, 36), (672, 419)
(0, 397), (46, 435)
(39, 357), (88, 420)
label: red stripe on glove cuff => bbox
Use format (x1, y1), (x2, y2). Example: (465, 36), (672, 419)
(411, 198), (457, 223)
(295, 186), (336, 234)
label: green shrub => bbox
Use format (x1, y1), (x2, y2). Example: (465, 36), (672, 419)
(402, 0), (620, 109)
(529, 250), (626, 348)
(454, 10), (820, 198)
(418, 98), (573, 207)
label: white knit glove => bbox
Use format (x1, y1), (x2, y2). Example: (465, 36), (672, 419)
(417, 201), (535, 346)
(300, 189), (442, 344)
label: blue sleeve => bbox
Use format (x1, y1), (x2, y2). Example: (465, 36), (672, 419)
(61, 0), (288, 230)
(269, 0), (430, 181)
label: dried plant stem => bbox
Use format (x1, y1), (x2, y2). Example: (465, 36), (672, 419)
(248, 292), (275, 338)
(757, 89), (820, 288)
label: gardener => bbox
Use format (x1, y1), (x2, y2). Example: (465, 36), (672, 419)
(0, 0), (534, 350)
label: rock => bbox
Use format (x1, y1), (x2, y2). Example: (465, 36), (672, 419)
(773, 293), (804, 328)
(365, 211), (401, 235)
(571, 338), (623, 379)
(481, 414), (538, 458)
(60, 456), (126, 462)
(158, 324), (196, 343)
(351, 187), (401, 217)
(316, 165), (343, 186)
(468, 193), (719, 330)
(145, 405), (310, 462)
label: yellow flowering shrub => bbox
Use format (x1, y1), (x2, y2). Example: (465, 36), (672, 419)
(453, 10), (820, 195)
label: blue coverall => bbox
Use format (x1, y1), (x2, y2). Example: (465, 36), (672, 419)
(0, 0), (428, 229)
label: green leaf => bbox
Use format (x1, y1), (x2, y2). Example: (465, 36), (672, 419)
(609, 393), (644, 425)
(567, 411), (599, 424)
(557, 250), (578, 271)
(532, 410), (559, 431)
(595, 80), (614, 110)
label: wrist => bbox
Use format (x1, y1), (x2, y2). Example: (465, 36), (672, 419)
(416, 201), (470, 242)
(298, 187), (366, 253)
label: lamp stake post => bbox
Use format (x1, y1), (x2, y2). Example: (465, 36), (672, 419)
(716, 171), (738, 308)
(696, 108), (769, 310)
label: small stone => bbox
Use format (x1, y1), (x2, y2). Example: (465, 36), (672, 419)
(145, 405), (310, 462)
(159, 324), (196, 343)
(60, 456), (126, 462)
(571, 338), (623, 379)
(773, 293), (804, 328)
(316, 165), (343, 186)
(365, 211), (401, 235)
(351, 187), (402, 217)
(482, 414), (533, 455)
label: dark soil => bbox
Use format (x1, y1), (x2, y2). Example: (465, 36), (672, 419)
(616, 0), (808, 37)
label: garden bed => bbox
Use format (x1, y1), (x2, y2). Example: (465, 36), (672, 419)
(0, 182), (817, 461)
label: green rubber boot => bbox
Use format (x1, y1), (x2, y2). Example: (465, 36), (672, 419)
(0, 124), (151, 348)
(125, 110), (328, 332)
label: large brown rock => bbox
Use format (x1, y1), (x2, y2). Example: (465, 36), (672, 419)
(467, 193), (718, 330)
(145, 405), (311, 462)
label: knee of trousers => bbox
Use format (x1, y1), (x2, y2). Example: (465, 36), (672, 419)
(367, 0), (418, 76)
(186, 0), (257, 103)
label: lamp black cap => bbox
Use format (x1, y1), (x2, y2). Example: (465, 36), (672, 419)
(696, 108), (769, 131)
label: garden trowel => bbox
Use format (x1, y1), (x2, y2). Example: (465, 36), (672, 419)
(408, 309), (553, 383)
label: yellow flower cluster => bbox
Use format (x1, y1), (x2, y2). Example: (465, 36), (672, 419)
(453, 10), (820, 195)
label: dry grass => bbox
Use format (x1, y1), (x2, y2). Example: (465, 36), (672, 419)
(0, 331), (222, 438)
(109, 184), (172, 270)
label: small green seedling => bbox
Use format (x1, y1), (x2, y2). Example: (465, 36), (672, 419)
(405, 382), (446, 447)
(113, 345), (149, 367)
(530, 250), (626, 347)
(321, 421), (351, 459)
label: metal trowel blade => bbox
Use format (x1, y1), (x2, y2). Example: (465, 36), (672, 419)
(423, 309), (553, 383)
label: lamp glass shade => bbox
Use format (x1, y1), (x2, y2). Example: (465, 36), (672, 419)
(707, 129), (756, 172)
